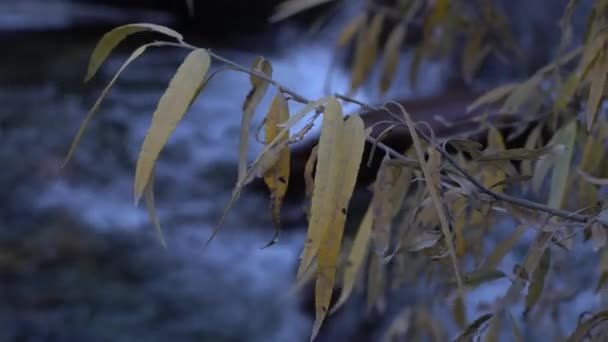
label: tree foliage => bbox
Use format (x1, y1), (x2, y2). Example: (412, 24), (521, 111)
(63, 0), (608, 340)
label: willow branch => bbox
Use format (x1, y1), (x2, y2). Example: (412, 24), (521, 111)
(164, 39), (593, 224)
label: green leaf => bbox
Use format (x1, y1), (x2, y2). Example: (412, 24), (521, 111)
(133, 48), (211, 204)
(85, 23), (183, 82)
(524, 248), (551, 315)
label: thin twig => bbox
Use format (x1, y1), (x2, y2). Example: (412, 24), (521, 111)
(161, 39), (592, 225)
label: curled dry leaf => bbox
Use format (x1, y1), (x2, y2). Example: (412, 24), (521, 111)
(134, 48), (211, 204)
(262, 92), (291, 247)
(239, 57), (273, 183)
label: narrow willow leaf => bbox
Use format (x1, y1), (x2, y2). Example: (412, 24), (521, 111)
(379, 24), (407, 95)
(262, 92), (290, 247)
(269, 0), (335, 23)
(331, 205), (373, 315)
(278, 97), (328, 130)
(521, 124), (542, 177)
(482, 225), (526, 270)
(298, 98), (343, 279)
(350, 13), (384, 94)
(462, 29), (490, 83)
(591, 222), (607, 251)
(483, 126), (507, 193)
(143, 166), (166, 248)
(566, 311), (608, 342)
(133, 49), (211, 204)
(371, 156), (412, 255)
(337, 13), (366, 47)
(524, 248), (551, 315)
(86, 23), (183, 82)
(463, 269), (506, 288)
(366, 253), (386, 314)
(400, 104), (462, 291)
(476, 145), (559, 162)
(239, 57), (273, 183)
(447, 138), (484, 159)
(304, 146), (319, 221)
(452, 295), (467, 329)
(454, 313), (493, 342)
(312, 102), (366, 341)
(467, 83), (518, 113)
(548, 120), (577, 209)
(586, 55), (608, 131)
(63, 43), (154, 167)
(501, 77), (541, 114)
(553, 73), (580, 113)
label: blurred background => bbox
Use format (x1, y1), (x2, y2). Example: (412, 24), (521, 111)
(0, 0), (600, 341)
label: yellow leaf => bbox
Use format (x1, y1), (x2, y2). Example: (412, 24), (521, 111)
(462, 29), (490, 83)
(586, 54), (608, 130)
(379, 24), (407, 95)
(482, 126), (507, 193)
(143, 166), (166, 248)
(467, 83), (518, 113)
(371, 156), (412, 255)
(552, 72), (580, 114)
(262, 92), (291, 246)
(311, 101), (366, 340)
(238, 57), (273, 183)
(63, 43), (154, 167)
(330, 205), (373, 315)
(85, 23), (183, 82)
(524, 248), (551, 315)
(304, 146), (319, 221)
(298, 98), (343, 279)
(350, 13), (384, 94)
(269, 0), (336, 23)
(548, 120), (577, 209)
(481, 225), (526, 270)
(337, 13), (366, 48)
(565, 311), (608, 342)
(366, 254), (386, 314)
(475, 145), (559, 162)
(133, 48), (211, 204)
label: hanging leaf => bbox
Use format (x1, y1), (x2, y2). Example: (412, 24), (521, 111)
(350, 13), (384, 94)
(143, 166), (166, 247)
(311, 99), (366, 341)
(585, 54), (608, 131)
(463, 269), (507, 288)
(238, 57), (273, 183)
(331, 204), (373, 314)
(371, 156), (413, 255)
(63, 43), (155, 167)
(380, 24), (407, 95)
(462, 29), (490, 83)
(85, 23), (183, 82)
(337, 13), (366, 47)
(467, 83), (518, 113)
(454, 313), (493, 342)
(133, 48), (211, 204)
(304, 146), (319, 221)
(482, 225), (527, 270)
(548, 120), (577, 209)
(524, 248), (551, 315)
(262, 92), (291, 247)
